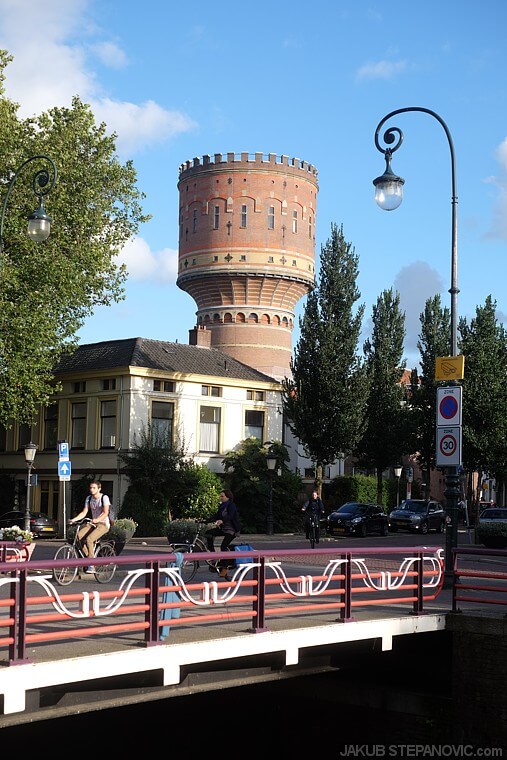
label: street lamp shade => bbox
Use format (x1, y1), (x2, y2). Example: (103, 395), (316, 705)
(266, 455), (277, 471)
(394, 465), (403, 479)
(24, 442), (38, 465)
(373, 157), (405, 211)
(27, 200), (52, 241)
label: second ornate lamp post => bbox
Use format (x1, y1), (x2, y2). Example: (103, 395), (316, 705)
(373, 106), (461, 578)
(394, 464), (403, 508)
(23, 443), (38, 533)
(266, 452), (277, 536)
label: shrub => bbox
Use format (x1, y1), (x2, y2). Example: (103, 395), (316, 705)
(476, 521), (507, 549)
(164, 519), (210, 543)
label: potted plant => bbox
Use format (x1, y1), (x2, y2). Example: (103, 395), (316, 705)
(106, 517), (138, 555)
(164, 519), (205, 544)
(475, 521), (507, 549)
(0, 525), (35, 561)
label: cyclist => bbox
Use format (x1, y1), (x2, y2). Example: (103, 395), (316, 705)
(205, 490), (241, 579)
(302, 490), (325, 544)
(69, 480), (111, 573)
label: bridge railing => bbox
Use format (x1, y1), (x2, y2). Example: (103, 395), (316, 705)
(0, 545), (447, 665)
(452, 545), (507, 611)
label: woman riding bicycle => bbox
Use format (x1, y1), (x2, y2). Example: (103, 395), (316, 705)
(205, 490), (241, 579)
(69, 480), (111, 573)
(302, 490), (325, 544)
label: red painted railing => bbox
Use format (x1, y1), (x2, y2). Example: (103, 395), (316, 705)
(0, 545), (447, 664)
(452, 546), (507, 611)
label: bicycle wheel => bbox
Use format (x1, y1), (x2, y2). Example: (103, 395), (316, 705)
(170, 544), (199, 583)
(195, 537), (218, 572)
(53, 545), (79, 585)
(309, 522), (316, 549)
(94, 542), (117, 584)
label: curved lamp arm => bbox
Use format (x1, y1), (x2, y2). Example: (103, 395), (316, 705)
(0, 154), (58, 250)
(373, 107), (458, 356)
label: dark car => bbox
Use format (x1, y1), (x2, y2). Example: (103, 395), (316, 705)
(388, 499), (445, 535)
(478, 508), (507, 525)
(0, 510), (58, 538)
(326, 502), (389, 538)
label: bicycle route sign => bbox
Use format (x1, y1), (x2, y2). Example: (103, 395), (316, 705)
(436, 427), (461, 467)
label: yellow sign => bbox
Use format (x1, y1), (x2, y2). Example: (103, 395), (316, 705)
(435, 355), (465, 381)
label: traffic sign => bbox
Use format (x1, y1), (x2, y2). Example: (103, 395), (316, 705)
(58, 460), (71, 481)
(435, 355), (465, 381)
(436, 386), (462, 427)
(58, 441), (69, 461)
(436, 427), (461, 467)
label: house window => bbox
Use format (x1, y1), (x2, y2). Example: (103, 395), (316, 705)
(101, 378), (116, 391)
(292, 210), (298, 233)
(214, 205), (220, 229)
(73, 381), (86, 393)
(268, 206), (275, 230)
(241, 204), (247, 228)
(245, 410), (264, 441)
(246, 390), (265, 401)
(152, 401), (174, 443)
(71, 402), (87, 450)
(153, 380), (175, 392)
(44, 404), (58, 450)
(193, 209), (198, 232)
(201, 385), (221, 397)
(200, 406), (221, 453)
(100, 400), (116, 448)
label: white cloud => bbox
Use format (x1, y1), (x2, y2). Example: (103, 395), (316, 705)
(0, 0), (196, 155)
(395, 261), (445, 364)
(116, 237), (178, 283)
(356, 59), (407, 81)
(484, 137), (507, 242)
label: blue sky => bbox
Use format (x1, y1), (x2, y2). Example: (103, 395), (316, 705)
(1, 0), (506, 370)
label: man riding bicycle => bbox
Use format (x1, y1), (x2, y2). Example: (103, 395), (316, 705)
(302, 490), (325, 543)
(69, 480), (111, 572)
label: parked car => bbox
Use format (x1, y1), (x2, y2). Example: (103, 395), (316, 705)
(326, 502), (389, 538)
(0, 510), (58, 538)
(388, 499), (445, 535)
(478, 508), (507, 525)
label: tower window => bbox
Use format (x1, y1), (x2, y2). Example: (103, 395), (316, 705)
(193, 209), (198, 233)
(241, 204), (247, 228)
(268, 206), (275, 230)
(268, 256), (274, 263)
(309, 215), (312, 239)
(240, 255), (246, 261)
(214, 205), (220, 230)
(292, 210), (298, 233)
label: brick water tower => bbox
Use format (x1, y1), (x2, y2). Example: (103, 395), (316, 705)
(177, 152), (318, 380)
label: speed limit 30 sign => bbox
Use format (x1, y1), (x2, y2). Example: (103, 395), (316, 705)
(436, 427), (462, 467)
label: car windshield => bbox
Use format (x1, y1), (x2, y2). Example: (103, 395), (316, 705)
(481, 509), (507, 520)
(338, 504), (365, 515)
(399, 501), (426, 513)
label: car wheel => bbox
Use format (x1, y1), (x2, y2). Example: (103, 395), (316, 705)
(380, 524), (389, 536)
(359, 523), (367, 538)
(420, 521), (429, 535)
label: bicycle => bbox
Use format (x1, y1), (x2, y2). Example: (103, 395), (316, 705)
(52, 518), (117, 585)
(167, 521), (223, 583)
(306, 512), (320, 549)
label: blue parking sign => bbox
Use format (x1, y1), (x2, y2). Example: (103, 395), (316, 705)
(58, 441), (69, 461)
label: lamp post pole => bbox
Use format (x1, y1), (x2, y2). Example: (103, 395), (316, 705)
(266, 453), (277, 536)
(23, 443), (38, 533)
(373, 107), (460, 578)
(394, 465), (403, 508)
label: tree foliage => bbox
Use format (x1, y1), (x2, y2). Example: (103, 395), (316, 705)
(459, 296), (507, 497)
(0, 51), (149, 425)
(282, 223), (367, 493)
(356, 289), (412, 503)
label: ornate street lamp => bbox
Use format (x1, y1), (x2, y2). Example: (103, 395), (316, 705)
(23, 443), (38, 533)
(373, 107), (460, 578)
(0, 155), (58, 264)
(394, 465), (403, 507)
(266, 450), (278, 536)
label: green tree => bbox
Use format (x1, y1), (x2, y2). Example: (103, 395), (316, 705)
(459, 296), (507, 502)
(412, 295), (451, 497)
(0, 51), (149, 426)
(282, 223), (368, 494)
(356, 289), (412, 504)
(222, 438), (303, 533)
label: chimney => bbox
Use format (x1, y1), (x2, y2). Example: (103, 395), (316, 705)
(189, 325), (212, 348)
